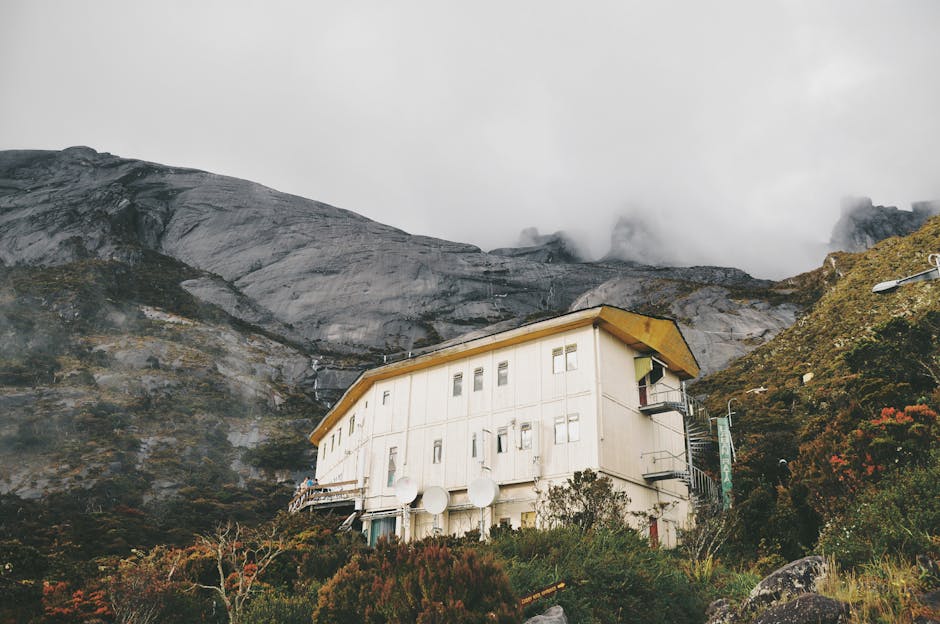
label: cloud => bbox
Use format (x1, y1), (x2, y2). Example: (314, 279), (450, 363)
(1, 0), (938, 279)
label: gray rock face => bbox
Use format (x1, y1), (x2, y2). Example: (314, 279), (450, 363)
(751, 594), (849, 624)
(572, 280), (799, 376)
(829, 196), (940, 252)
(0, 147), (808, 388)
(523, 605), (568, 624)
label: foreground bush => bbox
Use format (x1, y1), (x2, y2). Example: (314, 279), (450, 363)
(487, 526), (704, 624)
(314, 538), (521, 623)
(817, 450), (940, 567)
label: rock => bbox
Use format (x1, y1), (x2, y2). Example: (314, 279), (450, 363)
(705, 598), (736, 624)
(490, 227), (585, 263)
(915, 589), (940, 624)
(751, 594), (849, 624)
(524, 605), (568, 624)
(0, 146), (811, 386)
(829, 196), (939, 252)
(742, 556), (829, 615)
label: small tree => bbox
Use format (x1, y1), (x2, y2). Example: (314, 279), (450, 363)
(539, 469), (631, 531)
(192, 522), (285, 624)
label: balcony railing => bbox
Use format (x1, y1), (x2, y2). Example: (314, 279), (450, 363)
(288, 479), (363, 513)
(640, 450), (687, 481)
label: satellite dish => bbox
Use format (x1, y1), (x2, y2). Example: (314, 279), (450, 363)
(394, 477), (418, 505)
(423, 486), (450, 515)
(468, 477), (499, 508)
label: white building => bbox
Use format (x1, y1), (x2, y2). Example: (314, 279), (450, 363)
(292, 305), (715, 547)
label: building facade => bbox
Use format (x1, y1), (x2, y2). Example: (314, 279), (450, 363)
(294, 305), (711, 547)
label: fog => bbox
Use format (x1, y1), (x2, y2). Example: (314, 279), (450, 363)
(2, 1), (938, 278)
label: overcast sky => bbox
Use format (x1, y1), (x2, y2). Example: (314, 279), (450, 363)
(2, 1), (938, 278)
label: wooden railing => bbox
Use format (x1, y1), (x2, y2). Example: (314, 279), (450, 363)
(288, 479), (363, 513)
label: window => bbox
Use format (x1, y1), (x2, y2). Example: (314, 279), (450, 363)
(567, 413), (580, 442)
(330, 434), (335, 451)
(497, 427), (509, 453)
(432, 439), (442, 464)
(382, 390), (390, 405)
(349, 414), (356, 435)
(387, 447), (398, 486)
(554, 414), (580, 444)
(497, 361), (509, 386)
(554, 416), (567, 444)
(552, 348), (564, 374)
(521, 511), (536, 528)
(471, 432), (478, 458)
(473, 367), (484, 391)
(499, 517), (511, 528)
(565, 344), (578, 371)
(520, 422), (532, 449)
(337, 428), (342, 447)
(452, 373), (463, 397)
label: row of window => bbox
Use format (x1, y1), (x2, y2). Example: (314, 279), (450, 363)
(452, 361), (510, 396)
(322, 414), (358, 460)
(329, 344), (580, 463)
(385, 416), (580, 484)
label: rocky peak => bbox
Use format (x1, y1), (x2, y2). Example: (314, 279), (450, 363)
(489, 227), (584, 263)
(829, 196), (940, 253)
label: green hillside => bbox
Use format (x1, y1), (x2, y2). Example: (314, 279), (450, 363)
(696, 216), (940, 561)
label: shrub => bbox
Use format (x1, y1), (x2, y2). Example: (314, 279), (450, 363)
(242, 591), (314, 624)
(817, 450), (940, 567)
(539, 468), (631, 531)
(487, 526), (704, 624)
(314, 538), (521, 623)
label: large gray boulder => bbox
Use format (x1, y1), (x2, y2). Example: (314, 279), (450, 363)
(742, 555), (829, 614)
(524, 605), (567, 624)
(706, 556), (837, 624)
(752, 594), (849, 624)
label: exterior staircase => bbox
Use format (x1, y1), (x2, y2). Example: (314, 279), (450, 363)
(640, 383), (721, 510)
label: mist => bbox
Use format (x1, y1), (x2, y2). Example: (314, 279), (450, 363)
(2, 1), (938, 279)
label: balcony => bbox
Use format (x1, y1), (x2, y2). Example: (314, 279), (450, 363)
(638, 383), (687, 415)
(289, 479), (363, 513)
(641, 450), (688, 482)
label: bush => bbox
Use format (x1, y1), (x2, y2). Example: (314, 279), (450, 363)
(314, 538), (521, 623)
(487, 526), (704, 624)
(243, 591), (315, 624)
(817, 450), (940, 567)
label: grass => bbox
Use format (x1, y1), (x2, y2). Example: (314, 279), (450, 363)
(816, 556), (939, 624)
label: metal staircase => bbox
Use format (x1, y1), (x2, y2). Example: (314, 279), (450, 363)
(640, 383), (721, 510)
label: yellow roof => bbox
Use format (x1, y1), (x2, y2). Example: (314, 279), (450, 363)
(309, 305), (699, 444)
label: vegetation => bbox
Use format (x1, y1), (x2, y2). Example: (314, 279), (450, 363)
(487, 526), (704, 624)
(538, 468), (631, 531)
(816, 557), (940, 624)
(315, 538), (521, 623)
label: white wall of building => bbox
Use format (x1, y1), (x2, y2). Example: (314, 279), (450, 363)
(314, 324), (692, 546)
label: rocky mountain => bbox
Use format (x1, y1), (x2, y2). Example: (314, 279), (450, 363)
(0, 147), (805, 397)
(829, 196), (939, 253)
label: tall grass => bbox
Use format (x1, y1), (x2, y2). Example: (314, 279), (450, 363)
(816, 556), (938, 624)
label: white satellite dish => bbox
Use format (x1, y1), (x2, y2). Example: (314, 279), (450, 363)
(394, 477), (418, 505)
(468, 477), (499, 508)
(423, 486), (450, 515)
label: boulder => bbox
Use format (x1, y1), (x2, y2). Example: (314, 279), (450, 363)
(741, 556), (829, 614)
(524, 605), (568, 624)
(705, 598), (735, 624)
(752, 593), (849, 624)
